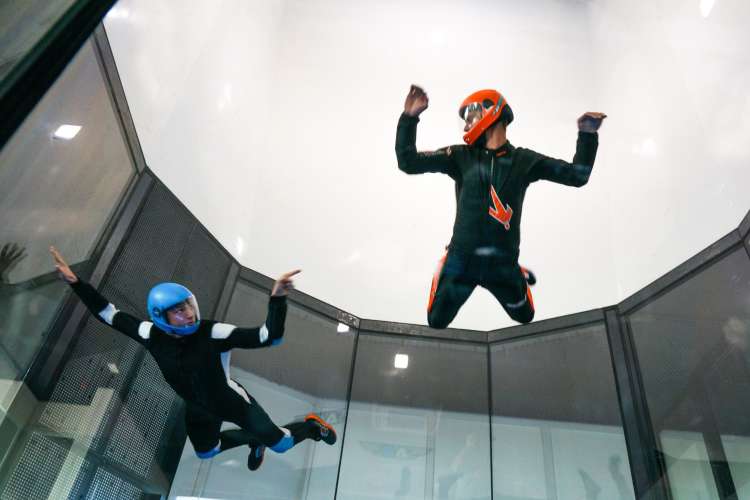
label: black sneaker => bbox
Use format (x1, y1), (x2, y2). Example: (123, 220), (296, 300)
(247, 444), (265, 471)
(305, 413), (337, 445)
(521, 266), (536, 286)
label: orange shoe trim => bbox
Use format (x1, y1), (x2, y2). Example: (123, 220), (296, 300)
(305, 413), (336, 435)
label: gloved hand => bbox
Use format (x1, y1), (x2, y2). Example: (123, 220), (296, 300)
(578, 112), (607, 133)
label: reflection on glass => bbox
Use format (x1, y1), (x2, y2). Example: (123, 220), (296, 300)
(0, 0), (78, 83)
(491, 325), (634, 499)
(337, 334), (491, 499)
(629, 248), (750, 500)
(661, 432), (720, 500)
(0, 38), (134, 381)
(169, 281), (355, 500)
(0, 36), (135, 498)
(723, 434), (750, 499)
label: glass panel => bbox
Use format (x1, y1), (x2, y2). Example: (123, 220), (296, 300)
(0, 36), (135, 496)
(337, 333), (491, 499)
(491, 324), (635, 500)
(0, 0), (78, 84)
(661, 431), (720, 500)
(723, 434), (750, 499)
(0, 37), (134, 383)
(0, 280), (68, 378)
(629, 248), (750, 500)
(169, 280), (356, 500)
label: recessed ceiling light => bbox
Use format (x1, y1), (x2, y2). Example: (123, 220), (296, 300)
(53, 124), (81, 140)
(700, 0), (715, 18)
(394, 353), (409, 369)
(106, 7), (130, 20)
(235, 236), (244, 257)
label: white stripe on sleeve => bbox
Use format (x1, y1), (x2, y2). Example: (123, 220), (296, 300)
(138, 322), (153, 340)
(211, 322), (237, 339)
(98, 304), (119, 325)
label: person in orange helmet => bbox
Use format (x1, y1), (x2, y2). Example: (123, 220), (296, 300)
(396, 85), (606, 328)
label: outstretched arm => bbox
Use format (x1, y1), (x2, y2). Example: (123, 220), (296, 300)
(212, 270), (297, 350)
(50, 246), (149, 345)
(527, 112), (606, 187)
(396, 85), (457, 176)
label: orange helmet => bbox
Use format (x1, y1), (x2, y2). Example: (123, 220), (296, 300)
(459, 89), (513, 145)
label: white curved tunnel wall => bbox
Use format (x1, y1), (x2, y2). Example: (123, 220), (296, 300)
(588, 0), (750, 300)
(104, 0), (750, 330)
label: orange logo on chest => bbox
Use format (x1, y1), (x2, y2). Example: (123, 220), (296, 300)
(489, 185), (513, 230)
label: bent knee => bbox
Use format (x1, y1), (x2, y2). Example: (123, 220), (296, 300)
(427, 313), (450, 330)
(510, 308), (534, 324)
(516, 311), (534, 324)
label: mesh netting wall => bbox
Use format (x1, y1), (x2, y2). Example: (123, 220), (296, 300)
(1, 181), (232, 499)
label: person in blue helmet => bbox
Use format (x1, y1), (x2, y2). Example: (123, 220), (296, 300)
(49, 246), (336, 472)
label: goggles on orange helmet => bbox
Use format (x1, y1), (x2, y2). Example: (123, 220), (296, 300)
(459, 89), (512, 145)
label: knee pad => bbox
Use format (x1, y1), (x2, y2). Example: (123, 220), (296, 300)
(269, 428), (294, 453)
(195, 444), (220, 459)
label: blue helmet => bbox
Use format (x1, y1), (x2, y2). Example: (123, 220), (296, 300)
(147, 282), (201, 335)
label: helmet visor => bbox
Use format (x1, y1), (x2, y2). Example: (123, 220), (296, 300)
(165, 296), (200, 327)
(459, 101), (485, 123)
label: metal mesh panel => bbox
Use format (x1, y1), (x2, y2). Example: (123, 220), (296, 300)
(172, 227), (231, 318)
(85, 467), (142, 500)
(0, 433), (91, 500)
(491, 323), (622, 425)
(629, 247), (750, 435)
(228, 281), (357, 400)
(38, 318), (140, 447)
(627, 247), (750, 500)
(104, 354), (180, 478)
(38, 183), (196, 445)
(103, 183), (196, 316)
(350, 333), (488, 413)
(6, 181), (235, 498)
(21, 182), (200, 498)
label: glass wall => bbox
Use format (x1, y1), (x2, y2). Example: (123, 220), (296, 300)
(337, 334), (491, 500)
(0, 35), (136, 498)
(0, 34), (134, 413)
(1, 2), (747, 499)
(628, 247), (750, 500)
(491, 324), (635, 500)
(169, 280), (357, 500)
(0, 36), (134, 412)
(0, 0), (79, 84)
